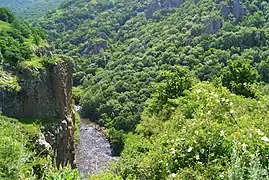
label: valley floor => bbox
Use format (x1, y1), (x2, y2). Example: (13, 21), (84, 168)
(75, 119), (118, 179)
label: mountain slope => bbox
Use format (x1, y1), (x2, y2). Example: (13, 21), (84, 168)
(0, 7), (47, 72)
(0, 8), (79, 179)
(92, 80), (269, 179)
(40, 0), (269, 133)
(0, 0), (63, 21)
(31, 0), (269, 178)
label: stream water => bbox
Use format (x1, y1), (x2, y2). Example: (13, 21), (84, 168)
(75, 119), (118, 179)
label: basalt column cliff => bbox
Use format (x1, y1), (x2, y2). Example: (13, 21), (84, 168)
(0, 58), (75, 168)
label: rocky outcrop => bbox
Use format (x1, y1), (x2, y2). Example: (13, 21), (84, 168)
(202, 0), (245, 33)
(35, 46), (54, 58)
(82, 40), (108, 55)
(145, 0), (184, 17)
(222, 0), (245, 22)
(145, 0), (246, 21)
(0, 58), (75, 168)
(203, 19), (222, 34)
(36, 133), (52, 154)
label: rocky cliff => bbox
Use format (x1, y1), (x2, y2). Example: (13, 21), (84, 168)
(0, 58), (75, 168)
(146, 0), (246, 21)
(145, 0), (185, 17)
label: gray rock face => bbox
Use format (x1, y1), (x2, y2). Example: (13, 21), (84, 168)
(36, 133), (52, 153)
(202, 0), (246, 33)
(203, 19), (222, 34)
(82, 40), (108, 54)
(222, 0), (245, 21)
(0, 59), (76, 168)
(145, 0), (184, 17)
(35, 46), (53, 58)
(145, 0), (246, 22)
(233, 0), (245, 19)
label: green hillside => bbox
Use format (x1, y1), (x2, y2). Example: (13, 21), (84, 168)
(40, 0), (269, 179)
(0, 7), (45, 89)
(0, 0), (268, 179)
(0, 115), (79, 179)
(0, 20), (11, 31)
(0, 8), (79, 179)
(0, 0), (63, 21)
(0, 7), (63, 71)
(40, 1), (268, 129)
(39, 0), (269, 178)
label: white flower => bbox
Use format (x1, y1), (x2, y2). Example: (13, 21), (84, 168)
(261, 136), (269, 142)
(166, 163), (169, 167)
(229, 102), (233, 106)
(171, 173), (177, 178)
(257, 129), (264, 136)
(200, 149), (205, 154)
(242, 143), (247, 151)
(195, 155), (200, 160)
(187, 147), (193, 152)
(170, 148), (176, 154)
(220, 130), (225, 137)
(195, 131), (199, 135)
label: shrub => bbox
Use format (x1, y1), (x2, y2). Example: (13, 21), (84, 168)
(109, 82), (269, 179)
(44, 165), (80, 180)
(221, 59), (260, 98)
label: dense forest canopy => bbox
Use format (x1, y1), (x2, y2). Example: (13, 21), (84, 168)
(0, 0), (269, 179)
(40, 0), (269, 142)
(0, 7), (49, 90)
(0, 0), (63, 21)
(40, 0), (269, 178)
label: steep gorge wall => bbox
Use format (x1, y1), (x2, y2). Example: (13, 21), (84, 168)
(0, 59), (75, 167)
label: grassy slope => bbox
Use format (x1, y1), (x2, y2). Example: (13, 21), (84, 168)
(0, 20), (11, 32)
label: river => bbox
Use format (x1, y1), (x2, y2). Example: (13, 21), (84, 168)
(75, 119), (118, 179)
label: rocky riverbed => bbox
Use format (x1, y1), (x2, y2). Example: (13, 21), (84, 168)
(75, 119), (118, 179)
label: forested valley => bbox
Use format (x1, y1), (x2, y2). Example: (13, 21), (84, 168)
(0, 0), (269, 179)
(0, 0), (62, 21)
